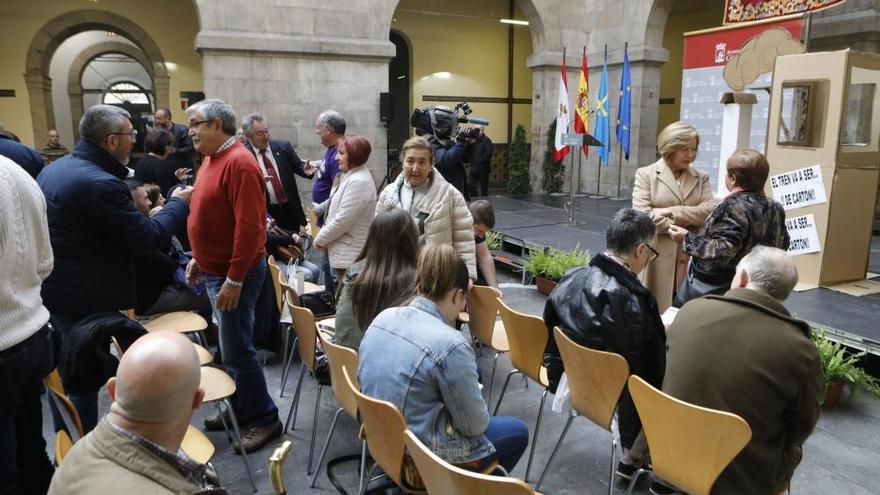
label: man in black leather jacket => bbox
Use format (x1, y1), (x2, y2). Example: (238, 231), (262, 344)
(543, 208), (666, 476)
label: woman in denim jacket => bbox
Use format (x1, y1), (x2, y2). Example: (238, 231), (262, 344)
(358, 244), (528, 472)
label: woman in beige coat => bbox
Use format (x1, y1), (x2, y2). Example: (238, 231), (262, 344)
(632, 121), (716, 312)
(313, 135), (378, 282)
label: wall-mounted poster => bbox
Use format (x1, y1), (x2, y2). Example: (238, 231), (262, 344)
(724, 0), (846, 24)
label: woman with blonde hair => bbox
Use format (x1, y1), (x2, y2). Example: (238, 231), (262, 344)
(632, 121), (716, 311)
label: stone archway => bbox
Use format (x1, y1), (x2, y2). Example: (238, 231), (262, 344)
(25, 10), (169, 143)
(66, 41), (163, 140)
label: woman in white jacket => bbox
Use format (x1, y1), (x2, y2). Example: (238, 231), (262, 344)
(376, 136), (476, 279)
(313, 135), (378, 282)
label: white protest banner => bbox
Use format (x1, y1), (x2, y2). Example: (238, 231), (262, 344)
(769, 164), (827, 211)
(785, 213), (821, 256)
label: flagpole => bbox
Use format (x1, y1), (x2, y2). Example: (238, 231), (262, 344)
(562, 46), (576, 223)
(596, 44), (607, 196)
(575, 45), (585, 197)
(616, 41), (627, 198)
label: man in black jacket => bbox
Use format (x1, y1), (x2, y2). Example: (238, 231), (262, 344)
(153, 108), (194, 170)
(543, 208), (665, 479)
(241, 112), (316, 231)
(466, 126), (493, 197)
(38, 104), (192, 433)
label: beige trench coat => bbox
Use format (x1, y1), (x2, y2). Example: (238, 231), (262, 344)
(632, 158), (716, 312)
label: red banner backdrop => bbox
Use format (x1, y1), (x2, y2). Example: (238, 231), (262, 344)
(724, 0), (846, 24)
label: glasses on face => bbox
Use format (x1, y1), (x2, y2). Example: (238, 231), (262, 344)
(188, 119), (215, 130)
(108, 129), (137, 140)
(645, 243), (660, 262)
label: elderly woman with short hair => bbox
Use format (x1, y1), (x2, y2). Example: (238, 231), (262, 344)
(632, 121), (716, 312)
(668, 149), (790, 307)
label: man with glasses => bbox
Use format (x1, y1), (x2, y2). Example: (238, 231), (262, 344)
(37, 104), (192, 433)
(541, 208), (666, 481)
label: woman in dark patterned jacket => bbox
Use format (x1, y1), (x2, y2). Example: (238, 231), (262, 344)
(669, 149), (789, 306)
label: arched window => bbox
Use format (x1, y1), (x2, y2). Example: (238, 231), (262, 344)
(102, 81), (150, 105)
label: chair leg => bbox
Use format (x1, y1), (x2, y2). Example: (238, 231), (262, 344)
(279, 327), (290, 393)
(309, 407), (343, 487)
(608, 434), (617, 495)
(524, 388), (549, 482)
(358, 439), (367, 495)
(283, 365), (307, 432)
(536, 411), (576, 491)
(307, 383), (324, 475)
(198, 330), (208, 347)
(225, 398), (257, 493)
(279, 334), (298, 397)
(359, 462), (377, 495)
(492, 369), (520, 416)
(626, 467), (651, 494)
(215, 403), (233, 444)
(487, 351), (502, 408)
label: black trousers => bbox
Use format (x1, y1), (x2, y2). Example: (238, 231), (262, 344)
(470, 170), (489, 197)
(0, 324), (55, 495)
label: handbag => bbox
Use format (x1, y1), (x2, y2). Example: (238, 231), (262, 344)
(299, 290), (336, 319)
(673, 263), (730, 308)
(270, 225), (305, 263)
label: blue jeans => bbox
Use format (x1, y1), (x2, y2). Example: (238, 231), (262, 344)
(204, 258), (279, 426)
(1, 324), (55, 495)
(477, 416), (529, 472)
(321, 252), (335, 294)
(285, 259), (320, 284)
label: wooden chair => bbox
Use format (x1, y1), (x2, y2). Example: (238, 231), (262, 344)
(535, 327), (630, 494)
(341, 366), (426, 494)
(200, 366), (257, 492)
(45, 369), (83, 464)
(309, 332), (365, 489)
(493, 298), (551, 481)
(281, 294), (328, 475)
(307, 207), (321, 238)
(181, 425), (215, 464)
(142, 311), (209, 346)
(404, 430), (537, 495)
(193, 342), (213, 366)
(465, 285), (509, 405)
(625, 375), (752, 495)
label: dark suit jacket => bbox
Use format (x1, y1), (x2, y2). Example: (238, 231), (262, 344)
(245, 139), (313, 229)
(167, 123), (194, 169)
(663, 288), (823, 495)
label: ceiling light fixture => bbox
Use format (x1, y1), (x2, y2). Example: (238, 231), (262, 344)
(500, 19), (529, 25)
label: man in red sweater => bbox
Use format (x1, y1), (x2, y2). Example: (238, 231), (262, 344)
(183, 98), (282, 453)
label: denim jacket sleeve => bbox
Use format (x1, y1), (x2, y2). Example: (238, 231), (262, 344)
(435, 340), (490, 437)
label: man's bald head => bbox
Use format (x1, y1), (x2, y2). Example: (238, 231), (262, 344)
(733, 245), (799, 301)
(109, 332), (202, 424)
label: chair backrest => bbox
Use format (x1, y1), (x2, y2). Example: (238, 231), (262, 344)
(54, 430), (74, 464)
(403, 430), (535, 495)
(286, 291), (318, 372)
(627, 375), (752, 495)
(318, 331), (360, 420)
(45, 369), (84, 442)
(342, 366), (411, 490)
(307, 207), (321, 238)
(495, 298), (548, 384)
(554, 327), (629, 431)
(466, 285), (502, 346)
(268, 255), (284, 313)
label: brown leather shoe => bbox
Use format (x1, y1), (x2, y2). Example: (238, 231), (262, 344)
(233, 420), (283, 454)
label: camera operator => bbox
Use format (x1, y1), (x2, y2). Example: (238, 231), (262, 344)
(411, 105), (486, 200)
(428, 129), (471, 199)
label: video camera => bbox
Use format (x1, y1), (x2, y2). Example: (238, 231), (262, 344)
(410, 102), (489, 141)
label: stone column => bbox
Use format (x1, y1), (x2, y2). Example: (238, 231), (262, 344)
(25, 71), (54, 146)
(67, 83), (84, 141)
(196, 33), (395, 198)
(153, 75), (171, 113)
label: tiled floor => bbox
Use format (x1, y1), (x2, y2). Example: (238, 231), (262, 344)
(40, 193), (880, 494)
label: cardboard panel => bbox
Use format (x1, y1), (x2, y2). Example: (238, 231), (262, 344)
(822, 168), (880, 283)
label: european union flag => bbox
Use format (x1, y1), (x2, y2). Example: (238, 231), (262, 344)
(595, 57), (611, 166)
(616, 45), (632, 160)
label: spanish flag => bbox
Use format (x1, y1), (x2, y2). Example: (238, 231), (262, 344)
(573, 48), (589, 157)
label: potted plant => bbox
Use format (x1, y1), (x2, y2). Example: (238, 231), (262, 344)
(507, 124), (531, 195)
(812, 331), (880, 407)
(524, 246), (590, 295)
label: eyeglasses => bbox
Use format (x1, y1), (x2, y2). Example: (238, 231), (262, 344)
(645, 243), (660, 262)
(107, 130), (137, 140)
(188, 119), (215, 130)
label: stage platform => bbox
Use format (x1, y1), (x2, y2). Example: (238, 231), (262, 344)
(483, 194), (880, 355)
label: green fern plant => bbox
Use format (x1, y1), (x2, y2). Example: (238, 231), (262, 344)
(524, 246), (590, 281)
(812, 330), (880, 401)
(485, 230), (502, 251)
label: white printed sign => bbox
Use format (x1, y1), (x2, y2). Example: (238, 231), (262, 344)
(785, 213), (821, 256)
(769, 165), (827, 211)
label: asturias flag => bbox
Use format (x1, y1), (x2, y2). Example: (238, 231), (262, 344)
(573, 49), (589, 157)
(595, 55), (611, 166)
(616, 45), (632, 160)
(554, 53), (571, 163)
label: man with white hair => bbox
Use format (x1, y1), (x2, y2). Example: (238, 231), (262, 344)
(184, 99), (282, 453)
(658, 246), (823, 495)
(48, 332), (222, 494)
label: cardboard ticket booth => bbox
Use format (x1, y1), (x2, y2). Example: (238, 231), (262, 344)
(764, 50), (880, 288)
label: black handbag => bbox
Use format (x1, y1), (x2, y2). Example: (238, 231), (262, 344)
(673, 264), (731, 308)
(299, 290), (336, 318)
